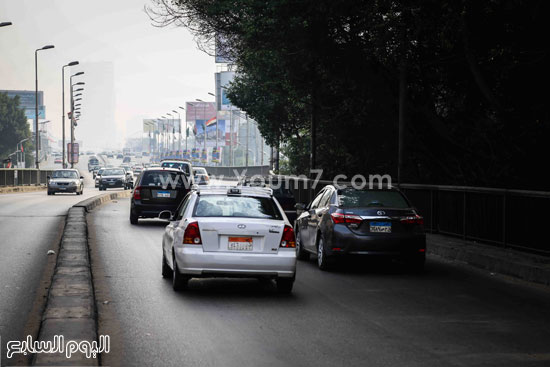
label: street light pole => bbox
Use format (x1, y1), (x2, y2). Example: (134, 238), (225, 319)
(70, 82), (84, 168)
(179, 106), (185, 158)
(62, 62), (78, 168)
(35, 45), (54, 171)
(172, 109), (181, 156)
(245, 113), (249, 168)
(196, 99), (208, 165)
(167, 113), (173, 154)
(69, 78), (85, 168)
(208, 92), (219, 165)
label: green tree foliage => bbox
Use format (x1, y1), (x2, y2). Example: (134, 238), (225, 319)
(148, 0), (549, 189)
(0, 92), (33, 166)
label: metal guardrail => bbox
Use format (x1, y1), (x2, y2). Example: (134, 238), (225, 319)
(0, 168), (54, 186)
(398, 184), (550, 256)
(270, 175), (550, 256)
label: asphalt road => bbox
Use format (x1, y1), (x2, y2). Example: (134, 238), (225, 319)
(0, 155), (104, 366)
(90, 197), (550, 367)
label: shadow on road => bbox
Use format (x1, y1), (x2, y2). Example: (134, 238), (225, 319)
(162, 277), (298, 300)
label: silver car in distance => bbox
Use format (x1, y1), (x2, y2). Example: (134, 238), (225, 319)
(161, 186), (297, 293)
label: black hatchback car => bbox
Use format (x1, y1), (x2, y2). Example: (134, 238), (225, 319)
(294, 185), (425, 271)
(130, 167), (192, 224)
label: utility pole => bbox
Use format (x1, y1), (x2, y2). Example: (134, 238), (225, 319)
(70, 83), (74, 168)
(397, 62), (407, 186)
(245, 113), (249, 168)
(229, 108), (233, 166)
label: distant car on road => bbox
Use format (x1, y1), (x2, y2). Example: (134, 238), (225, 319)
(122, 156), (131, 163)
(54, 157), (63, 164)
(98, 168), (131, 191)
(129, 167), (192, 225)
(160, 159), (192, 176)
(133, 166), (143, 176)
(88, 157), (100, 171)
(192, 167), (209, 185)
(124, 169), (134, 188)
(94, 168), (106, 188)
(92, 166), (103, 178)
(241, 177), (297, 224)
(47, 169), (84, 195)
(160, 186), (297, 293)
(294, 185), (426, 271)
(116, 153), (123, 159)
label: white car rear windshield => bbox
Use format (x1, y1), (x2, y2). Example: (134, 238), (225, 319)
(194, 195), (282, 219)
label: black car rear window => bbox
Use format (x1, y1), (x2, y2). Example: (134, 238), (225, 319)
(194, 195), (282, 219)
(141, 171), (186, 189)
(103, 169), (125, 176)
(161, 162), (190, 175)
(337, 189), (409, 208)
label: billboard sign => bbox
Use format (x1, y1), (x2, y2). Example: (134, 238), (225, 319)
(215, 71), (237, 111)
(67, 143), (79, 164)
(195, 118), (226, 148)
(24, 106), (45, 120)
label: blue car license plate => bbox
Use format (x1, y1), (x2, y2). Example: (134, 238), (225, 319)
(370, 221), (391, 233)
(157, 191), (171, 198)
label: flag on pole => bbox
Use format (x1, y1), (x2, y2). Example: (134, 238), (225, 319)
(205, 117), (217, 127)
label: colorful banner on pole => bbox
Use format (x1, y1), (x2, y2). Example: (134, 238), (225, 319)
(191, 148), (199, 163)
(212, 147), (221, 163)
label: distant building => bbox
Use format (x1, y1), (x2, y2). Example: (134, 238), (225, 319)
(0, 90), (46, 128)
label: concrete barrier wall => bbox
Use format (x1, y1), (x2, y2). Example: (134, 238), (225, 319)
(0, 168), (54, 186)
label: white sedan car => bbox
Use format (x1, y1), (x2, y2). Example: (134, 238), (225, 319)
(161, 186), (297, 293)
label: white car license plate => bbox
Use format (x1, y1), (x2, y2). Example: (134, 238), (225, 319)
(228, 237), (253, 251)
(157, 191), (170, 198)
(370, 222), (392, 233)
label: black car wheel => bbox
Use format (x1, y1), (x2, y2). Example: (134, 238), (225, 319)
(317, 236), (332, 271)
(129, 210), (139, 225)
(296, 230), (309, 261)
(162, 251), (172, 278)
(172, 254), (189, 291)
(276, 278), (294, 294)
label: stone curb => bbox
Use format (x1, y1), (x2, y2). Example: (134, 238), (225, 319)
(32, 190), (131, 366)
(427, 233), (550, 286)
(73, 190), (132, 212)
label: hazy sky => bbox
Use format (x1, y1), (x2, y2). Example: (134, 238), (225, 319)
(0, 0), (217, 150)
